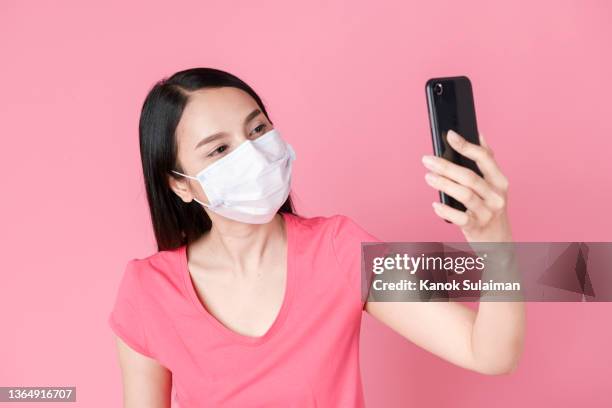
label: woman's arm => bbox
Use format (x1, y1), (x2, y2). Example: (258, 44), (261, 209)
(113, 335), (172, 407)
(363, 129), (525, 374)
(364, 300), (525, 375)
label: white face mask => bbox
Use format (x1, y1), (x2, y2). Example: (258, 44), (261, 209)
(171, 128), (296, 224)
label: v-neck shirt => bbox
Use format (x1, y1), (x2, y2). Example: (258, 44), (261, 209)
(108, 212), (381, 407)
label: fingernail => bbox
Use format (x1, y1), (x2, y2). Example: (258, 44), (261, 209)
(448, 130), (461, 142)
(425, 172), (436, 183)
(422, 155), (435, 166)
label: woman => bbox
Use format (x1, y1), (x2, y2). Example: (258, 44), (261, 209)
(108, 67), (525, 407)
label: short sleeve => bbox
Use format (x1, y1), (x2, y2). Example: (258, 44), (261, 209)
(108, 259), (154, 358)
(331, 215), (384, 309)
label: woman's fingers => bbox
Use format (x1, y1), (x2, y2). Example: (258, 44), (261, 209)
(425, 172), (494, 227)
(432, 201), (476, 228)
(421, 154), (506, 211)
(446, 130), (509, 192)
(478, 131), (490, 151)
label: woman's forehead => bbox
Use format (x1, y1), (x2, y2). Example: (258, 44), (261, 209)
(176, 87), (261, 145)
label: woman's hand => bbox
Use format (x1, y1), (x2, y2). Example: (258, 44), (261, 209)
(421, 129), (512, 243)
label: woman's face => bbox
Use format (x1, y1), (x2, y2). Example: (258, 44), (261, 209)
(169, 86), (273, 205)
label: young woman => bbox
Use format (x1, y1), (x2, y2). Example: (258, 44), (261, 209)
(108, 67), (525, 407)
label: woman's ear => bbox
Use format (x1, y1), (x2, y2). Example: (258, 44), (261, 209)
(167, 174), (194, 203)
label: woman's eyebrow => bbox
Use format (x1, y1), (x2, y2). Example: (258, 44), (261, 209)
(194, 108), (262, 150)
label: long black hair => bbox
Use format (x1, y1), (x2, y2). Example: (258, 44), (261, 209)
(138, 67), (297, 252)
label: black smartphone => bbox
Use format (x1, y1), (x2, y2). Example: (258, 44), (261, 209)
(425, 75), (483, 222)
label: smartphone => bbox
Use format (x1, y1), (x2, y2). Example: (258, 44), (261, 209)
(425, 75), (483, 222)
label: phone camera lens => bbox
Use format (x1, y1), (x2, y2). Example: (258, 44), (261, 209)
(434, 83), (443, 95)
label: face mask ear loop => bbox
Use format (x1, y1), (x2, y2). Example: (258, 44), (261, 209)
(171, 169), (198, 180)
(192, 197), (215, 209)
(171, 170), (215, 209)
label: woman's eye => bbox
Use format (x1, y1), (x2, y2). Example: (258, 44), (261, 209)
(207, 125), (267, 157)
(253, 124), (267, 134)
(208, 144), (228, 157)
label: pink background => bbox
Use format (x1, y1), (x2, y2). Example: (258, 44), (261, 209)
(1, 0), (611, 406)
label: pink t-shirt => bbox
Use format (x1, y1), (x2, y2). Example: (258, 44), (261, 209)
(108, 212), (381, 407)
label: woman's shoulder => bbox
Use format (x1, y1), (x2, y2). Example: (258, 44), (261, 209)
(287, 211), (377, 243)
(122, 245), (186, 292)
(109, 247), (185, 360)
(285, 211), (350, 235)
(129, 245), (184, 268)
